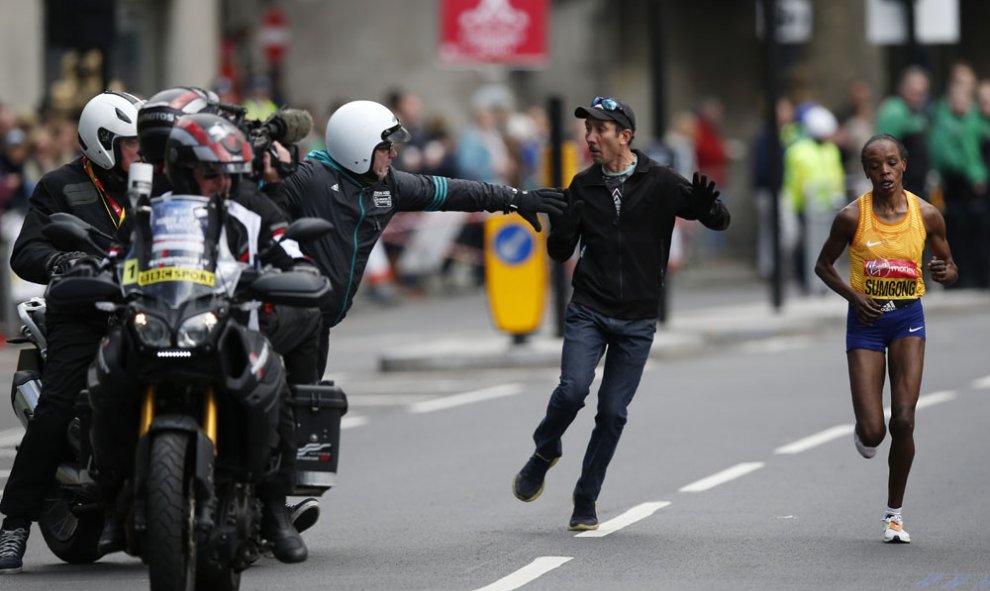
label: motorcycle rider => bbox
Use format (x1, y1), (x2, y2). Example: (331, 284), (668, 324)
(271, 99), (567, 375)
(137, 86), (323, 533)
(0, 91), (144, 575)
(89, 110), (315, 563)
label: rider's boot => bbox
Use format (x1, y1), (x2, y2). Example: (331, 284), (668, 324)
(262, 496), (307, 563)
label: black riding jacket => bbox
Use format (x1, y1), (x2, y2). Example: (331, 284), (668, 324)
(271, 151), (519, 328)
(12, 156), (126, 284)
(549, 149), (730, 320)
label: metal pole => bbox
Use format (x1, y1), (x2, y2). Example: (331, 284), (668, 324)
(547, 95), (567, 338)
(763, 0), (784, 311)
(651, 0), (670, 326)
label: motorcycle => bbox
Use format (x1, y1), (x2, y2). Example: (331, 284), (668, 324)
(36, 191), (334, 591)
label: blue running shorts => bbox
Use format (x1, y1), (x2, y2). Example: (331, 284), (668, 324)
(846, 299), (925, 352)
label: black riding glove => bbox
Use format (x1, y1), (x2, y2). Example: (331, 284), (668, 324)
(549, 198), (584, 238)
(47, 250), (90, 276)
(687, 172), (720, 217)
(62, 255), (105, 278)
(506, 188), (567, 232)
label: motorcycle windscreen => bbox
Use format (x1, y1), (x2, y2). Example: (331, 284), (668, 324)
(120, 195), (221, 307)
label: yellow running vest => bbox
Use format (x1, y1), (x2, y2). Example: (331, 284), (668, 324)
(849, 191), (927, 299)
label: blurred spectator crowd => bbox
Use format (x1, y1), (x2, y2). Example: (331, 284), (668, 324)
(4, 61), (990, 317)
(752, 60), (990, 293)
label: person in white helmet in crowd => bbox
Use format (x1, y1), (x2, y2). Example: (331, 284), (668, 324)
(0, 91), (143, 574)
(782, 104), (846, 294)
(271, 99), (567, 376)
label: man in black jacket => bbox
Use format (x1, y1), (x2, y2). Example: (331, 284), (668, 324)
(0, 91), (144, 574)
(511, 97), (730, 531)
(272, 99), (566, 376)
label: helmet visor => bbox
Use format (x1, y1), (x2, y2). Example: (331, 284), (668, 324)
(382, 123), (411, 144)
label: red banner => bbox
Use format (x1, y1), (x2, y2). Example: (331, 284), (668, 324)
(439, 0), (548, 67)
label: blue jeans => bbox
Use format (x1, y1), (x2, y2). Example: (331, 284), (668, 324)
(532, 303), (656, 503)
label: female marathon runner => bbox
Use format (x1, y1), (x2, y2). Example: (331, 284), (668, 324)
(815, 133), (957, 544)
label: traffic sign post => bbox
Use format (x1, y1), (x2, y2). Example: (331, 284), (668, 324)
(484, 214), (548, 341)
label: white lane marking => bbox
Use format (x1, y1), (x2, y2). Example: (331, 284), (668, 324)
(775, 391), (958, 455)
(341, 416), (369, 429)
(679, 462), (765, 493)
(774, 425), (854, 455)
(0, 428), (25, 448)
(408, 384), (524, 414)
(575, 501), (671, 538)
(884, 390), (956, 418)
(738, 336), (813, 354)
(472, 556), (573, 591)
(972, 376), (990, 390)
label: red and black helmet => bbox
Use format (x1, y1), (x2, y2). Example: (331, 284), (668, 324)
(138, 87), (220, 165)
(164, 113), (252, 195)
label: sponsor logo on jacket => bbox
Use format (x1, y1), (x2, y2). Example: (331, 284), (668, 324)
(373, 190), (392, 208)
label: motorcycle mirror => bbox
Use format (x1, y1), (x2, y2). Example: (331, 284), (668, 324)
(251, 270), (330, 307)
(42, 221), (95, 251)
(283, 217), (333, 243)
(47, 276), (122, 306)
(50, 212), (116, 242)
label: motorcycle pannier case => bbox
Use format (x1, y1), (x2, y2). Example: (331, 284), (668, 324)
(290, 381), (347, 496)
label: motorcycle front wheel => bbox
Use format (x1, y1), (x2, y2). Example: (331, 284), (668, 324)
(38, 490), (103, 564)
(145, 432), (196, 591)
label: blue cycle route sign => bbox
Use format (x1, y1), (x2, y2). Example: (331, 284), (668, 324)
(493, 224), (533, 266)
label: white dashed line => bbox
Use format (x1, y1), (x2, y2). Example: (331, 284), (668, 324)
(472, 556), (573, 591)
(408, 384), (523, 414)
(774, 424), (854, 455)
(341, 416), (369, 429)
(774, 391), (957, 455)
(972, 376), (990, 390)
(575, 501), (671, 538)
(679, 462), (765, 493)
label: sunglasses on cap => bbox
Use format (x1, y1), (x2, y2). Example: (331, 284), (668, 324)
(592, 96), (627, 114)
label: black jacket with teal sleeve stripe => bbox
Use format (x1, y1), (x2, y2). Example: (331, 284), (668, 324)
(271, 150), (518, 327)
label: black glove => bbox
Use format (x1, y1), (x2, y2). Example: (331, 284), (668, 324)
(47, 250), (89, 276)
(687, 172), (720, 216)
(550, 198), (584, 237)
(62, 255), (104, 278)
(506, 188), (567, 232)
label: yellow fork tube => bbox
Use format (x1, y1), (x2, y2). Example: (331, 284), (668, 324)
(203, 386), (218, 455)
(138, 385), (155, 436)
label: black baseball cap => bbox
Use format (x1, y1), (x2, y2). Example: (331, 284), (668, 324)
(575, 96), (636, 132)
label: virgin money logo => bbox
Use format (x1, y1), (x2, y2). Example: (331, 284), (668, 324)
(865, 258), (918, 279)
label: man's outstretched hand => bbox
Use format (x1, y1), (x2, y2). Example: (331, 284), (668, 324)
(508, 188), (567, 232)
(688, 172), (720, 216)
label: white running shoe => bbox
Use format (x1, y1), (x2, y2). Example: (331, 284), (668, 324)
(854, 431), (878, 459)
(883, 514), (911, 543)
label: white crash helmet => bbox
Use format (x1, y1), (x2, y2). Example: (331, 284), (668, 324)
(324, 100), (411, 175)
(77, 90), (144, 170)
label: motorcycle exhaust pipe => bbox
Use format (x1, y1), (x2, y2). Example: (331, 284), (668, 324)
(11, 372), (41, 429)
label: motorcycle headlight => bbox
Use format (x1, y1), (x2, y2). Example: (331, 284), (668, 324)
(132, 312), (171, 348)
(177, 312), (219, 348)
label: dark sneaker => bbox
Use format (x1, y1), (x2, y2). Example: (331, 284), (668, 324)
(568, 497), (599, 531)
(512, 453), (559, 502)
(0, 523), (30, 574)
(288, 498), (320, 535)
